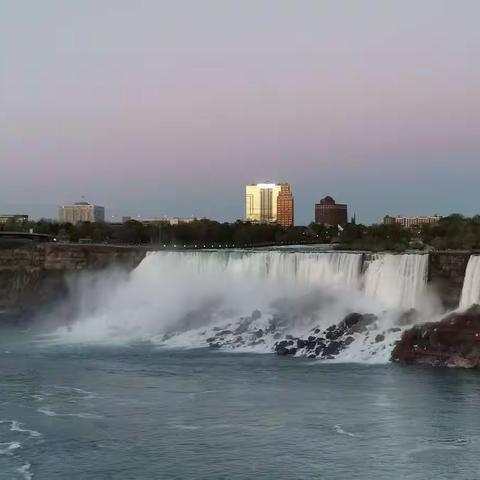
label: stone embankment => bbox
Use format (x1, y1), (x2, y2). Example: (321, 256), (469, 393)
(0, 242), (146, 324)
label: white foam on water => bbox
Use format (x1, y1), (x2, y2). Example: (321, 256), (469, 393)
(334, 425), (357, 437)
(37, 408), (102, 419)
(17, 462), (33, 480)
(0, 441), (21, 455)
(0, 420), (42, 439)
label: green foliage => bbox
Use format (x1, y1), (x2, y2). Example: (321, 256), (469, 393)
(3, 214), (480, 251)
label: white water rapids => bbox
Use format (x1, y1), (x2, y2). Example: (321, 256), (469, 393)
(51, 250), (441, 362)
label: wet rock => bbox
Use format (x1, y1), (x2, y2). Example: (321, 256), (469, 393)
(233, 318), (253, 335)
(342, 312), (363, 328)
(314, 328), (321, 334)
(388, 328), (402, 333)
(273, 332), (282, 339)
(209, 342), (222, 349)
(297, 339), (308, 349)
(392, 306), (480, 368)
(308, 336), (316, 342)
(251, 309), (262, 321)
(206, 337), (216, 343)
(323, 341), (342, 356)
(275, 345), (289, 355)
(375, 334), (385, 343)
(344, 336), (355, 346)
(288, 348), (297, 355)
(253, 329), (264, 339)
(348, 314), (378, 334)
(315, 345), (324, 356)
(216, 330), (232, 337)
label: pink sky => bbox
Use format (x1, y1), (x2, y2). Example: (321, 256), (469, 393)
(1, 0), (479, 223)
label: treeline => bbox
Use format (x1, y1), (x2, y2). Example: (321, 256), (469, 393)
(2, 214), (480, 251)
(0, 219), (319, 246)
(335, 214), (480, 251)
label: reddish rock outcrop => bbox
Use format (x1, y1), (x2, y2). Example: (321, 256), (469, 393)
(391, 306), (480, 368)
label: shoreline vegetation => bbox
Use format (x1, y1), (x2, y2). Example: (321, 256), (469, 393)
(2, 214), (480, 252)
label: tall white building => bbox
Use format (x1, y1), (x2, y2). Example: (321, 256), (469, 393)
(59, 202), (105, 224)
(245, 183), (294, 226)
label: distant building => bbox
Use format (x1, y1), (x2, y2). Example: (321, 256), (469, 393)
(245, 183), (294, 227)
(315, 196), (348, 226)
(59, 202), (105, 224)
(384, 215), (442, 228)
(0, 214), (29, 224)
(142, 217), (197, 226)
(276, 184), (294, 227)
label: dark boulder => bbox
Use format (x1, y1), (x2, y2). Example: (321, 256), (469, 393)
(342, 312), (363, 328)
(275, 345), (289, 356)
(297, 339), (308, 349)
(323, 341), (342, 356)
(375, 334), (385, 343)
(253, 329), (264, 338)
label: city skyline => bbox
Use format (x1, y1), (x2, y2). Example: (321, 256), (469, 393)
(2, 1), (480, 224)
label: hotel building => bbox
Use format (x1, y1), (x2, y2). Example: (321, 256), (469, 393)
(245, 183), (294, 227)
(59, 202), (105, 224)
(315, 196), (348, 226)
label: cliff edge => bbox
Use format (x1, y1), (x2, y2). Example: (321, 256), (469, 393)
(0, 242), (146, 325)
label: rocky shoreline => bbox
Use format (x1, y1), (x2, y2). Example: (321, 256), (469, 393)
(391, 306), (480, 368)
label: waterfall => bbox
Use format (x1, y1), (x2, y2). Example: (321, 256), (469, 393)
(51, 250), (432, 362)
(363, 254), (429, 309)
(459, 255), (480, 310)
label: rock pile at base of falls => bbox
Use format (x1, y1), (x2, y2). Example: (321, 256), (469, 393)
(273, 312), (379, 359)
(195, 309), (406, 360)
(391, 305), (480, 368)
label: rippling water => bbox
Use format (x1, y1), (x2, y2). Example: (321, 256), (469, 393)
(1, 332), (480, 479)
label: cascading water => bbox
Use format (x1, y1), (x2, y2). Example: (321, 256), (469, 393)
(459, 255), (480, 310)
(363, 254), (429, 309)
(50, 250), (436, 362)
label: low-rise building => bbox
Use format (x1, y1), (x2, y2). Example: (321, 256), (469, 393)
(384, 215), (442, 228)
(0, 214), (29, 224)
(59, 202), (105, 224)
(142, 217), (197, 226)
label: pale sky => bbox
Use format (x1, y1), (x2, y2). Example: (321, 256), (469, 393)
(1, 0), (479, 224)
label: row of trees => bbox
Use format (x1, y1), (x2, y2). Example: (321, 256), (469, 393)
(2, 214), (480, 251)
(0, 219), (318, 246)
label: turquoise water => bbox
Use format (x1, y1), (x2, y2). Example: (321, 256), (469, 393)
(1, 334), (480, 479)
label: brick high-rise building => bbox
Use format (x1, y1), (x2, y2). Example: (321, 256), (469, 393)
(276, 184), (294, 227)
(245, 183), (294, 227)
(315, 196), (348, 226)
